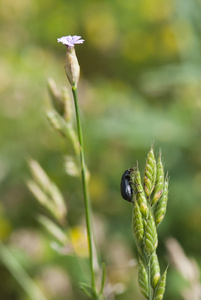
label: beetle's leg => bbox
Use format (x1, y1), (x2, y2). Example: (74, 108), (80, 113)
(131, 187), (142, 194)
(129, 181), (140, 186)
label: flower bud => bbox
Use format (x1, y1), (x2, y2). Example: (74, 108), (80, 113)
(57, 35), (84, 88)
(65, 46), (80, 88)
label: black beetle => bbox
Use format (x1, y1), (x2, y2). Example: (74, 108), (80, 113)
(120, 169), (134, 203)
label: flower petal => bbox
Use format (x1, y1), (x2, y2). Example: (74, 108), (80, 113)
(57, 35), (84, 48)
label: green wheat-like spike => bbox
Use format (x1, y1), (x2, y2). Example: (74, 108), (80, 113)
(47, 78), (64, 116)
(138, 259), (149, 299)
(132, 166), (149, 218)
(155, 178), (168, 227)
(61, 87), (73, 122)
(144, 212), (158, 256)
(152, 152), (164, 206)
(46, 111), (79, 154)
(46, 110), (67, 137)
(132, 201), (144, 247)
(144, 146), (157, 198)
(150, 251), (160, 289)
(153, 267), (168, 300)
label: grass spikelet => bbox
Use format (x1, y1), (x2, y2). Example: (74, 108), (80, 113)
(155, 178), (168, 227)
(138, 259), (149, 299)
(132, 166), (149, 218)
(152, 152), (164, 206)
(144, 146), (156, 198)
(132, 201), (144, 247)
(150, 251), (160, 289)
(144, 212), (158, 256)
(154, 267), (168, 300)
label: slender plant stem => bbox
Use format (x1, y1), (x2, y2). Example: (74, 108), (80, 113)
(72, 86), (96, 294)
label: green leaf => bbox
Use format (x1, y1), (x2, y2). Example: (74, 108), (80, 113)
(99, 262), (106, 296)
(79, 282), (94, 299)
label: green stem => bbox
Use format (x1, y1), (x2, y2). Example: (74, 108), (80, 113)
(72, 86), (96, 295)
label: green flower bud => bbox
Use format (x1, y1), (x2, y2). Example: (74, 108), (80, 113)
(150, 251), (160, 289)
(154, 267), (168, 300)
(138, 259), (149, 299)
(144, 212), (158, 256)
(155, 178), (168, 226)
(144, 146), (156, 198)
(65, 47), (80, 88)
(152, 153), (164, 206)
(132, 201), (144, 247)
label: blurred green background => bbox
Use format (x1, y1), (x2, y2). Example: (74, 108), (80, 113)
(1, 0), (201, 299)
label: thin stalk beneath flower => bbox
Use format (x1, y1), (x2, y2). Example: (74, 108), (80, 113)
(72, 86), (96, 295)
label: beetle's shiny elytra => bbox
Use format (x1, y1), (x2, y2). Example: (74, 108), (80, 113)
(120, 169), (134, 203)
